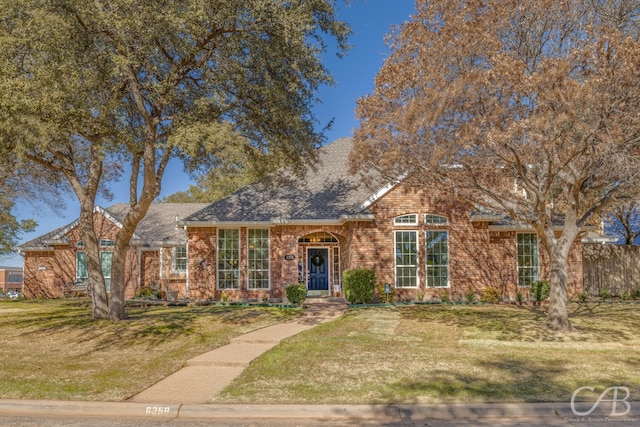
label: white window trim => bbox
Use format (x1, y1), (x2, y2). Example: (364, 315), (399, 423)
(424, 214), (448, 225)
(99, 238), (115, 247)
(217, 228), (240, 290)
(100, 250), (113, 292)
(172, 246), (188, 273)
(394, 230), (419, 288)
(516, 232), (539, 287)
(425, 230), (450, 288)
(331, 246), (341, 289)
(76, 251), (88, 282)
(247, 228), (270, 290)
(394, 214), (419, 226)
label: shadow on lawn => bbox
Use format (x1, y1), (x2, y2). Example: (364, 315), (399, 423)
(4, 301), (298, 353)
(366, 356), (637, 424)
(368, 356), (569, 406)
(397, 303), (639, 343)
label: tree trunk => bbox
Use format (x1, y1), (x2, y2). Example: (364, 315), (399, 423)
(78, 209), (108, 319)
(545, 244), (573, 331)
(107, 239), (128, 321)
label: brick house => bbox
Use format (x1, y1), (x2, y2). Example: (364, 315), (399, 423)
(19, 137), (591, 302)
(18, 203), (208, 299)
(0, 267), (23, 293)
(182, 137), (587, 302)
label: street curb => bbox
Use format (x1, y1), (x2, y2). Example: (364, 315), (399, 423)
(177, 403), (568, 421)
(0, 400), (597, 422)
(0, 399), (180, 420)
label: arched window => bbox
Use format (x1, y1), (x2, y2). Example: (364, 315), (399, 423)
(394, 214), (418, 226)
(298, 232), (339, 243)
(424, 214), (448, 225)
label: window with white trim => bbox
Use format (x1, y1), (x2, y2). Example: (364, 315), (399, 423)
(394, 214), (418, 226)
(100, 239), (115, 247)
(76, 251), (88, 281)
(395, 230), (418, 287)
(426, 231), (449, 287)
(247, 229), (269, 289)
(218, 229), (240, 289)
(424, 214), (448, 225)
(100, 251), (113, 292)
(517, 233), (539, 287)
(172, 246), (187, 272)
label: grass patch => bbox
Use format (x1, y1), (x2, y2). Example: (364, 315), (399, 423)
(0, 299), (299, 401)
(216, 303), (640, 404)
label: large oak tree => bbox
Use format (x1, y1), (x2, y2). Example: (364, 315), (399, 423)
(1, 0), (349, 320)
(353, 0), (640, 330)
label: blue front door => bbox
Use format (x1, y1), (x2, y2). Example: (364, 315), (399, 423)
(307, 248), (329, 291)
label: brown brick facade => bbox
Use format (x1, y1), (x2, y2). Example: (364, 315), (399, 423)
(21, 184), (584, 303)
(184, 184), (584, 302)
(24, 213), (152, 298)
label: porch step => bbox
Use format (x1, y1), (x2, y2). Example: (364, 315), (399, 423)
(304, 296), (347, 304)
(301, 298), (349, 319)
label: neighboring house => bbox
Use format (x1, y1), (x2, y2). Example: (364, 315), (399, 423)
(17, 203), (208, 299)
(0, 267), (23, 293)
(19, 137), (592, 302)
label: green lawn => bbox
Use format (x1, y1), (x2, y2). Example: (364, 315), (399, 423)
(216, 303), (640, 404)
(0, 300), (299, 401)
(2, 300), (638, 404)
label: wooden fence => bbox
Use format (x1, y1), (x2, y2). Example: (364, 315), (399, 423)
(582, 244), (640, 296)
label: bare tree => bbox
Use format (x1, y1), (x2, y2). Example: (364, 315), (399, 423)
(606, 202), (640, 244)
(352, 0), (640, 330)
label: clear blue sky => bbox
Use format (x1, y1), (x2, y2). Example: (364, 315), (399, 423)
(5, 0), (417, 266)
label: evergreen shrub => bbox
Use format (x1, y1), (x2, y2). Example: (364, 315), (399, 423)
(343, 269), (376, 304)
(285, 283), (307, 305)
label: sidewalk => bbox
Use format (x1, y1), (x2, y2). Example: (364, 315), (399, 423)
(130, 301), (348, 404)
(0, 399), (634, 425)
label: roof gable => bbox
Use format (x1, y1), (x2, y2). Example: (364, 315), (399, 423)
(184, 137), (380, 225)
(17, 203), (210, 251)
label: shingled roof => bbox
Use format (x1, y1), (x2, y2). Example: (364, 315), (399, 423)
(183, 137), (378, 225)
(17, 203), (209, 251)
(105, 203), (210, 244)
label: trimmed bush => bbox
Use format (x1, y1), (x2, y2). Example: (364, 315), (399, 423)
(136, 286), (156, 299)
(343, 269), (376, 304)
(577, 291), (588, 303)
(465, 288), (476, 303)
(440, 290), (450, 303)
(480, 287), (501, 304)
(285, 283), (307, 305)
(531, 280), (550, 304)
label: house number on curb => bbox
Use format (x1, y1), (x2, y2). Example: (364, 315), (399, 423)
(284, 254), (296, 260)
(145, 406), (171, 415)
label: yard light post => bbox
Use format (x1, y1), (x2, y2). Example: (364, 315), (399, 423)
(384, 283), (391, 303)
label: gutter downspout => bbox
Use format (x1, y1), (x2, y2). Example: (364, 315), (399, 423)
(185, 238), (190, 300)
(159, 247), (163, 283)
(137, 248), (141, 290)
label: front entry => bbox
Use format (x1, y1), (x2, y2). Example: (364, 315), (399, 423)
(307, 248), (329, 293)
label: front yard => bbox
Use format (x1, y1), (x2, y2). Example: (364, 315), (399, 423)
(0, 300), (299, 401)
(216, 303), (640, 404)
(1, 300), (638, 404)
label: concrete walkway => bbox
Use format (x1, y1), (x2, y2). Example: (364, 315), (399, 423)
(129, 301), (348, 404)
